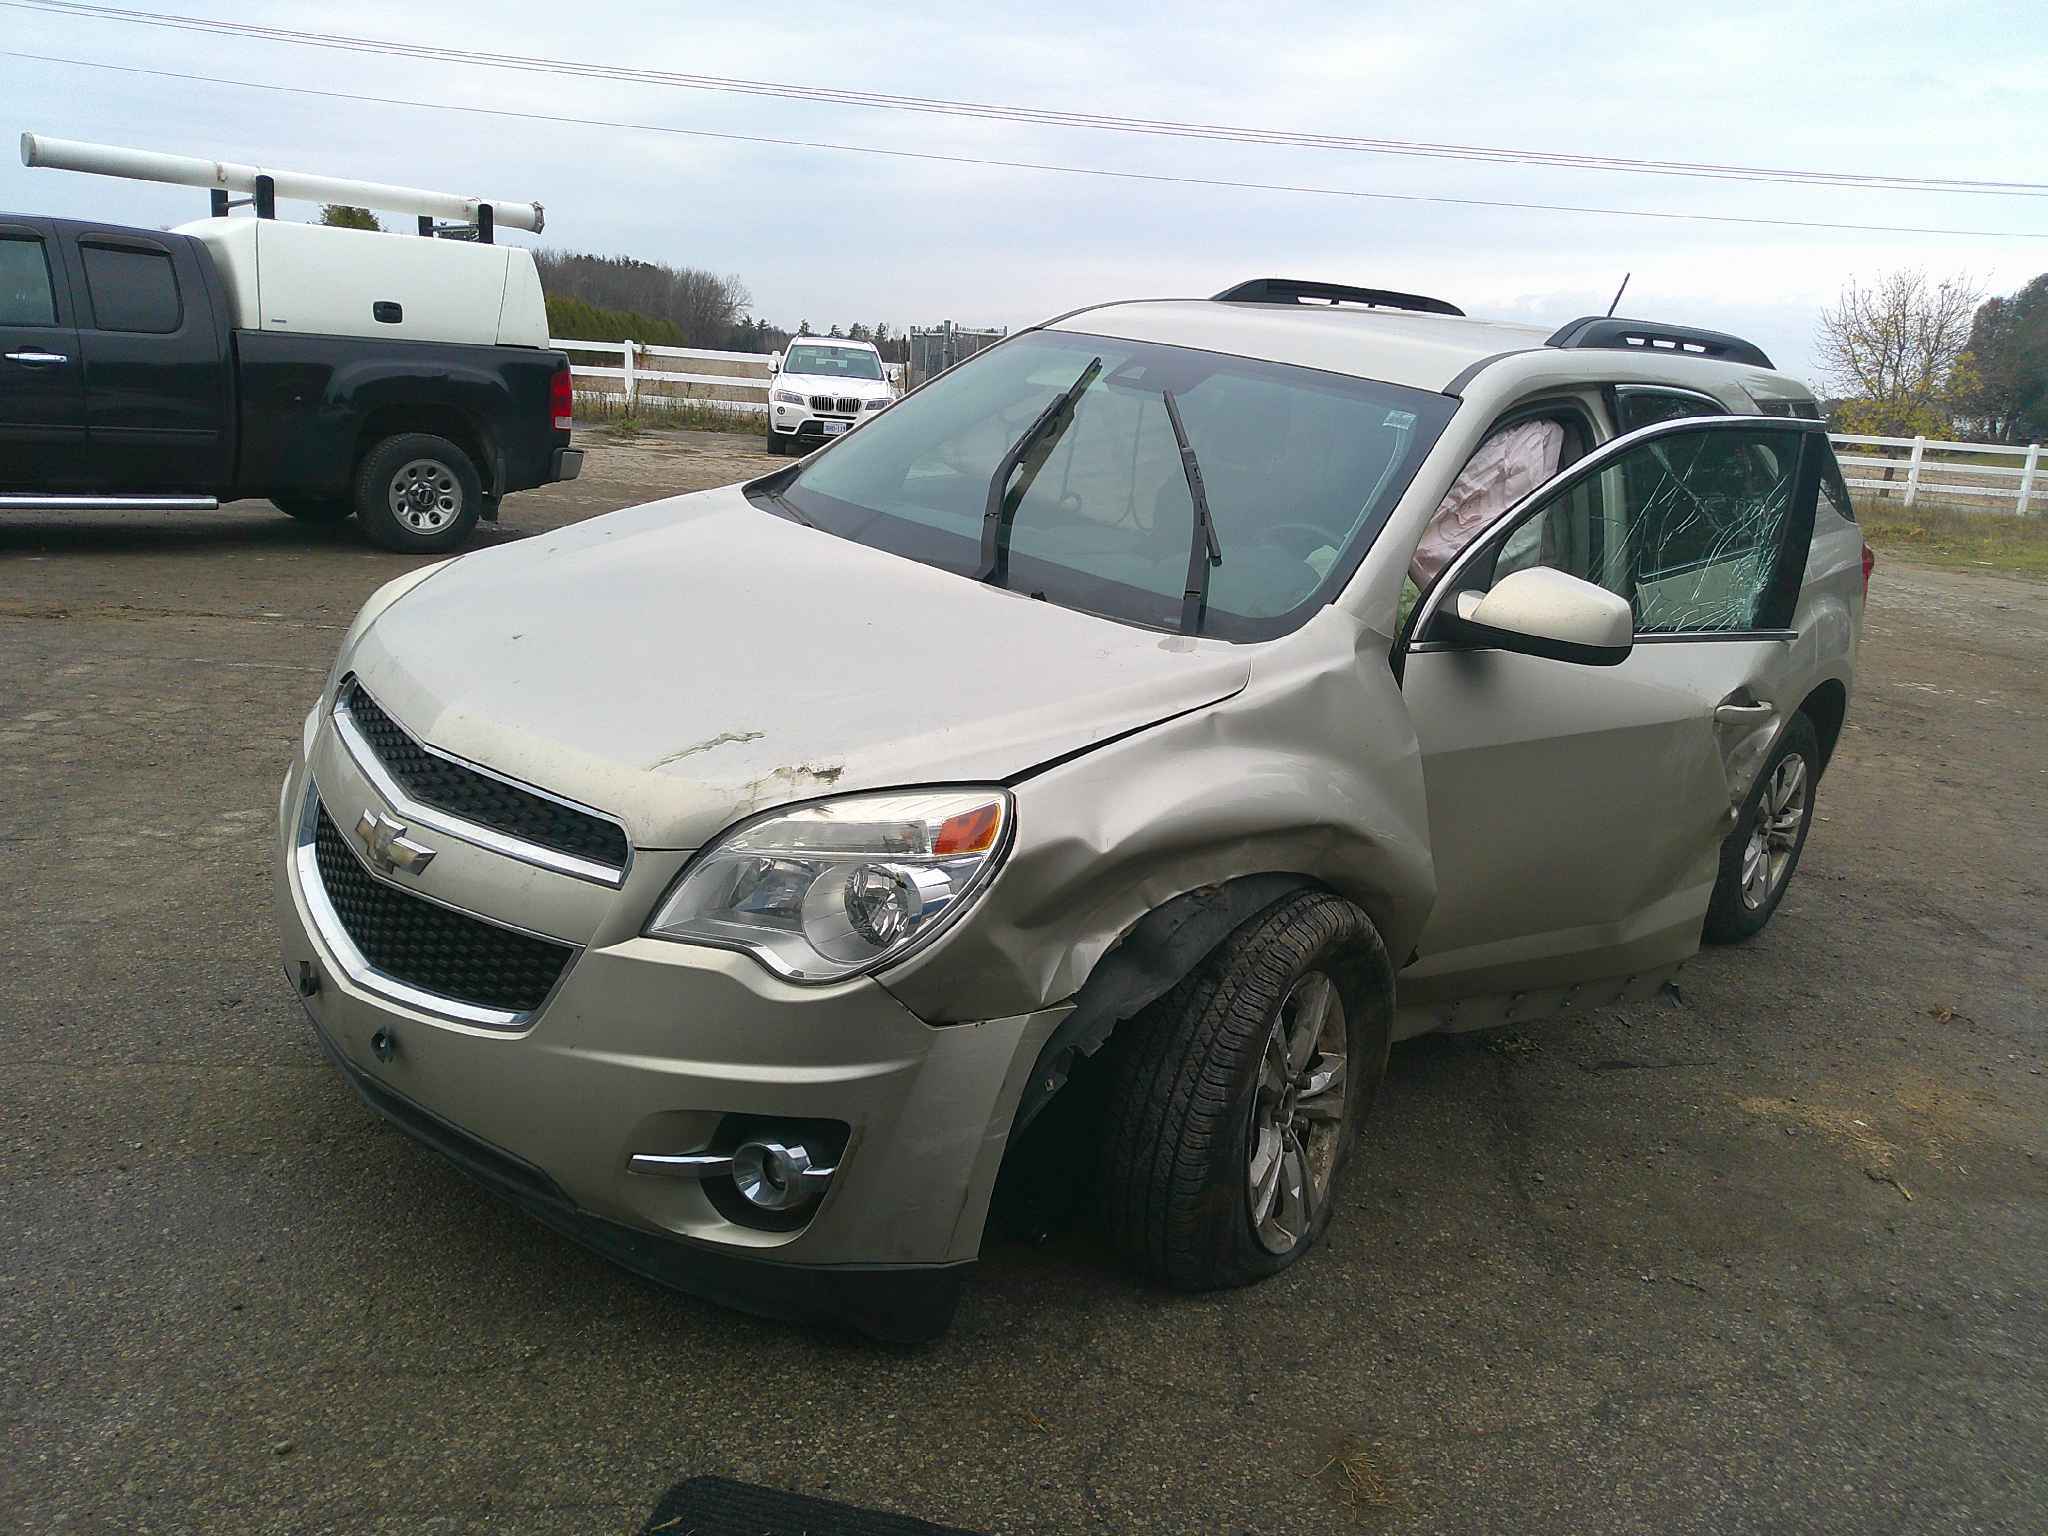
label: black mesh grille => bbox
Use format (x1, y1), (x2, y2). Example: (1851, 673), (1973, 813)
(313, 803), (573, 1015)
(342, 682), (628, 870)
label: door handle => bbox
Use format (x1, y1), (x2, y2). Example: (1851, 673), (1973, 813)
(4, 349), (69, 366)
(1715, 702), (1775, 725)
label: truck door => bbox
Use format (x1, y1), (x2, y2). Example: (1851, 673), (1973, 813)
(58, 229), (228, 493)
(0, 217), (87, 490)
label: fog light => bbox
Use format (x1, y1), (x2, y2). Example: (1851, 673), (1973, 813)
(732, 1139), (835, 1210)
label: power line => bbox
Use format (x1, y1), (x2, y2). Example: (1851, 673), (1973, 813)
(8, 0), (2046, 200)
(11, 51), (2044, 243)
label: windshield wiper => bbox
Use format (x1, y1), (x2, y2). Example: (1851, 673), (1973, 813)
(977, 356), (1103, 585)
(756, 466), (815, 526)
(1161, 390), (1223, 634)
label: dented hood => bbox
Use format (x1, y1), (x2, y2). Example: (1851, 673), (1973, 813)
(346, 484), (1250, 849)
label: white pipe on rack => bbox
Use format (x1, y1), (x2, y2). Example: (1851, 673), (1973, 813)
(19, 132), (544, 232)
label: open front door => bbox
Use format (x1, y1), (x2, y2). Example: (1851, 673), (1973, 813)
(1395, 415), (1826, 1026)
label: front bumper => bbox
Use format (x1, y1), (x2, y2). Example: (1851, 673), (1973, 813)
(769, 412), (857, 446)
(272, 712), (1062, 1338)
(769, 399), (888, 444)
(302, 1009), (971, 1340)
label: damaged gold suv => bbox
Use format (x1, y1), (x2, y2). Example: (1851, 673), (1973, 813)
(275, 278), (1869, 1340)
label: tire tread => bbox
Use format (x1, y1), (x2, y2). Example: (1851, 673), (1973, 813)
(1101, 889), (1388, 1290)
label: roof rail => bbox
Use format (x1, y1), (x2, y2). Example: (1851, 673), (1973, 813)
(1546, 315), (1772, 369)
(1214, 277), (1464, 317)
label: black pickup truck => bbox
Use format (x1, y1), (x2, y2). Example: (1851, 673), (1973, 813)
(0, 213), (581, 553)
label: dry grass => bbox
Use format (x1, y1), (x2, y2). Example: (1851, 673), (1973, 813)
(1316, 1439), (1395, 1510)
(570, 391), (763, 436)
(1856, 497), (2048, 579)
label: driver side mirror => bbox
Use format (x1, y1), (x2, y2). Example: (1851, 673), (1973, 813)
(1450, 568), (1633, 666)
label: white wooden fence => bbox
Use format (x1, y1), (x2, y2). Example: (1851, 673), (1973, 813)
(551, 338), (904, 417)
(551, 337), (772, 415)
(1829, 433), (2040, 516)
(550, 339), (2041, 515)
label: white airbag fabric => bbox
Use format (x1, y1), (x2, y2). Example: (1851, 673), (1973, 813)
(1410, 419), (1565, 587)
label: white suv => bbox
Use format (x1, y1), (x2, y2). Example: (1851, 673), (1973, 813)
(765, 337), (895, 453)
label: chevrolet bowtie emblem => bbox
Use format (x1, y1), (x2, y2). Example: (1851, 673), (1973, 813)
(355, 808), (437, 876)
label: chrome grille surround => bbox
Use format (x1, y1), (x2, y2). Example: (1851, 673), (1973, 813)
(295, 785), (578, 1029)
(334, 677), (629, 887)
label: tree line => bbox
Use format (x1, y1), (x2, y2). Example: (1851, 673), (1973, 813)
(533, 249), (909, 360)
(1818, 269), (2047, 443)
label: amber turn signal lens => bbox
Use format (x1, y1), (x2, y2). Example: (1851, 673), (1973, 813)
(935, 801), (1003, 856)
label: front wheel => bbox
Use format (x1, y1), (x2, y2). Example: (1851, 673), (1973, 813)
(1099, 889), (1392, 1291)
(1704, 711), (1818, 943)
(353, 433), (483, 554)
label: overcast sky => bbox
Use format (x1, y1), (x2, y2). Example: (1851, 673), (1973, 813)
(4, 0), (2044, 382)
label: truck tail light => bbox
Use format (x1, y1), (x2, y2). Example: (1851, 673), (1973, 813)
(549, 365), (574, 432)
(1861, 541), (1875, 600)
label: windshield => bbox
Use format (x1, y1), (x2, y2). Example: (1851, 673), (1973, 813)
(783, 343), (885, 381)
(765, 330), (1455, 639)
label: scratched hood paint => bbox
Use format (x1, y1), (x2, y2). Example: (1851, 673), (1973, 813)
(345, 484), (1251, 848)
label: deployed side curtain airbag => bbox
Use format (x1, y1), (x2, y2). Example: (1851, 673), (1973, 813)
(1410, 419), (1565, 587)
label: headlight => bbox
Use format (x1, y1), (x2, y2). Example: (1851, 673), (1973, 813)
(773, 388), (807, 405)
(864, 396), (890, 411)
(644, 789), (1011, 983)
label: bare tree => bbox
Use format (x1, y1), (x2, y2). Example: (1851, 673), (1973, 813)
(531, 250), (751, 349)
(1815, 268), (1983, 436)
(666, 268), (752, 350)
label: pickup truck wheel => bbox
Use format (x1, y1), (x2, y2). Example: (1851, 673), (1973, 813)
(1100, 889), (1391, 1291)
(355, 434), (483, 554)
(272, 499), (354, 525)
(1704, 711), (1818, 944)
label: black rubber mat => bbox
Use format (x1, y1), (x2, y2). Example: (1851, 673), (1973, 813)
(639, 1476), (983, 1535)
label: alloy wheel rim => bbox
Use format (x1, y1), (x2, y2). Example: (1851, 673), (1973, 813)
(1740, 753), (1808, 910)
(1247, 970), (1347, 1256)
(389, 460), (462, 534)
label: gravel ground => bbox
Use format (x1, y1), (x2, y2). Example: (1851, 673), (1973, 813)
(3, 428), (2043, 1535)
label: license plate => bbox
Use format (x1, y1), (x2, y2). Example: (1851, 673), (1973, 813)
(821, 419), (849, 436)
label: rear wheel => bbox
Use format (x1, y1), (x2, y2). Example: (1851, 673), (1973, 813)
(272, 498), (353, 525)
(354, 433), (483, 554)
(1704, 711), (1818, 943)
(1100, 889), (1391, 1291)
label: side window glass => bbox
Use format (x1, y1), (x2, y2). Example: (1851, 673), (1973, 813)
(1473, 425), (1810, 634)
(80, 244), (182, 334)
(1612, 387), (1724, 434)
(1819, 447), (1857, 524)
(0, 236), (57, 326)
